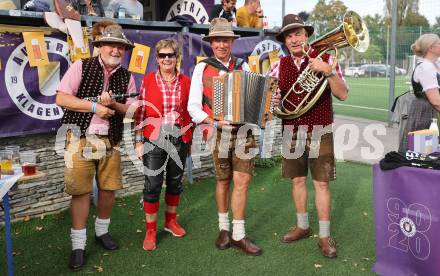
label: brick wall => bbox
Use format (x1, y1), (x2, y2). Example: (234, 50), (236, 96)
(0, 119), (282, 222)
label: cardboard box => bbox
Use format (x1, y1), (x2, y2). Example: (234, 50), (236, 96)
(408, 129), (439, 154)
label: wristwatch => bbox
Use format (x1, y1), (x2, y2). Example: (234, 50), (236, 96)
(324, 68), (337, 78)
(135, 135), (144, 143)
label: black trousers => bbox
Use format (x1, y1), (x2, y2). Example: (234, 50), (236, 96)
(142, 136), (189, 203)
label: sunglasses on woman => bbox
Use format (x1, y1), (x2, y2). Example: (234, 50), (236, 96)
(158, 52), (176, 59)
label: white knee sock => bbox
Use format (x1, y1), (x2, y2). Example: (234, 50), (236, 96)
(232, 219), (245, 241)
(319, 220), (331, 238)
(71, 228), (87, 250)
(218, 212), (230, 231)
(297, 212), (309, 230)
(95, 217), (110, 237)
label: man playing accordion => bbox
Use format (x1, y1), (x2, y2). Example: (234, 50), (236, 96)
(188, 17), (262, 256)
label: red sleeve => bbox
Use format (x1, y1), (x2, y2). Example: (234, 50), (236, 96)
(135, 73), (152, 129)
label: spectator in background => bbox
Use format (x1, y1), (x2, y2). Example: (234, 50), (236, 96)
(23, 0), (51, 12)
(402, 34), (440, 151)
(107, 0), (143, 19)
(209, 0), (237, 26)
(236, 0), (263, 29)
(71, 0), (104, 17)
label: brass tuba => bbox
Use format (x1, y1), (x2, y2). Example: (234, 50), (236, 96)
(273, 11), (369, 120)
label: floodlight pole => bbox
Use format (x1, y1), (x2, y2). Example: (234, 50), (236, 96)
(387, 0), (398, 127)
(282, 0), (285, 18)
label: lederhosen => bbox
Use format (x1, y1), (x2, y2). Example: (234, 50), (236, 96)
(201, 57), (256, 180)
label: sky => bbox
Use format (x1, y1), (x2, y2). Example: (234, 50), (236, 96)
(226, 0), (440, 28)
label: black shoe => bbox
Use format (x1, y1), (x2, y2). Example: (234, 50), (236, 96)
(95, 233), (119, 250)
(69, 249), (86, 271)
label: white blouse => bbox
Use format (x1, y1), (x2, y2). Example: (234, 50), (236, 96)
(413, 59), (440, 92)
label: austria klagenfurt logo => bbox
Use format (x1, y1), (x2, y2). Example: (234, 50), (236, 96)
(165, 0), (209, 24)
(251, 40), (285, 57)
(4, 37), (69, 120)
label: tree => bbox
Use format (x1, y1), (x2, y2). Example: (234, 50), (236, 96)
(356, 44), (384, 63)
(402, 12), (429, 27)
(298, 11), (309, 22)
(433, 16), (440, 31)
(384, 0), (419, 26)
(362, 14), (387, 64)
(309, 0), (348, 37)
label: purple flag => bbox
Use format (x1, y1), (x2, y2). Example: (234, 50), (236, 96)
(373, 164), (440, 275)
(0, 29), (284, 138)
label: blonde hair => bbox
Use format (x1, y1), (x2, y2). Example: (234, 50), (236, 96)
(411, 33), (440, 57)
(155, 39), (182, 61)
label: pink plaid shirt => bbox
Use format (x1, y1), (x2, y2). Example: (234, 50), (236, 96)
(155, 71), (181, 125)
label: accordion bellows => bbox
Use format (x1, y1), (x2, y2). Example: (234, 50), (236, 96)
(212, 71), (278, 128)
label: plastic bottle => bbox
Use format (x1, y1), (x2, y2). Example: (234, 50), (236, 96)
(429, 118), (439, 152)
(429, 118), (439, 135)
(118, 8), (125, 19)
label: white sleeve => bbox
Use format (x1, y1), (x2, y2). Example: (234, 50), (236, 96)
(188, 62), (209, 124)
(414, 61), (440, 91)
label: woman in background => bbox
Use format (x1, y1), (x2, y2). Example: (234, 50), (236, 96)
(403, 33), (440, 151)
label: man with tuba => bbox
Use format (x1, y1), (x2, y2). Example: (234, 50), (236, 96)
(270, 14), (348, 258)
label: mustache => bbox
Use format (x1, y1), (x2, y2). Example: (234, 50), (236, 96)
(288, 43), (304, 47)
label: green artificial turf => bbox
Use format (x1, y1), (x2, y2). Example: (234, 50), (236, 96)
(0, 162), (377, 275)
(333, 76), (409, 121)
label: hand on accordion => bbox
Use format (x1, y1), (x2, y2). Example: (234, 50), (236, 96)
(271, 88), (281, 108)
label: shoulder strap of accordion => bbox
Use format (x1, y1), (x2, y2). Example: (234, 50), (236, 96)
(232, 58), (245, 70)
(200, 58), (230, 72)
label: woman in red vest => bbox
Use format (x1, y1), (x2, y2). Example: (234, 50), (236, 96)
(134, 39), (192, 251)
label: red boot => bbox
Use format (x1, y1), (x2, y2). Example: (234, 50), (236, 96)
(143, 221), (157, 251)
(164, 194), (186, 237)
(143, 201), (159, 251)
(164, 212), (186, 237)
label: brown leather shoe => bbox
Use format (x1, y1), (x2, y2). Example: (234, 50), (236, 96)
(231, 237), (262, 256)
(318, 237), (337, 258)
(281, 226), (311, 243)
(215, 230), (231, 250)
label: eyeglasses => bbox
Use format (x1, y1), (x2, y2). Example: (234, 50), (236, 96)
(158, 52), (176, 59)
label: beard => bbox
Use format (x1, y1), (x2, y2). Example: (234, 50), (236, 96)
(104, 56), (122, 67)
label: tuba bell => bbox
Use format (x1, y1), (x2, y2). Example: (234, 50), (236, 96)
(273, 10), (369, 120)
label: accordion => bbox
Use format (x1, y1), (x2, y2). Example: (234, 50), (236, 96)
(212, 71), (278, 128)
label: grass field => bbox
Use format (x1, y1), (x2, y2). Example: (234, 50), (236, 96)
(333, 76), (410, 121)
(0, 162), (376, 275)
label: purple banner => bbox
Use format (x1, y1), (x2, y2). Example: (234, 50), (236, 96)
(0, 29), (284, 138)
(373, 164), (440, 275)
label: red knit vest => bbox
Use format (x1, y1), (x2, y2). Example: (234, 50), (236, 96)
(200, 60), (242, 140)
(201, 60), (241, 117)
(278, 50), (333, 132)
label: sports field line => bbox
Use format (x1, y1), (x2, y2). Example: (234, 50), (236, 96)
(347, 82), (408, 89)
(334, 103), (388, 112)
